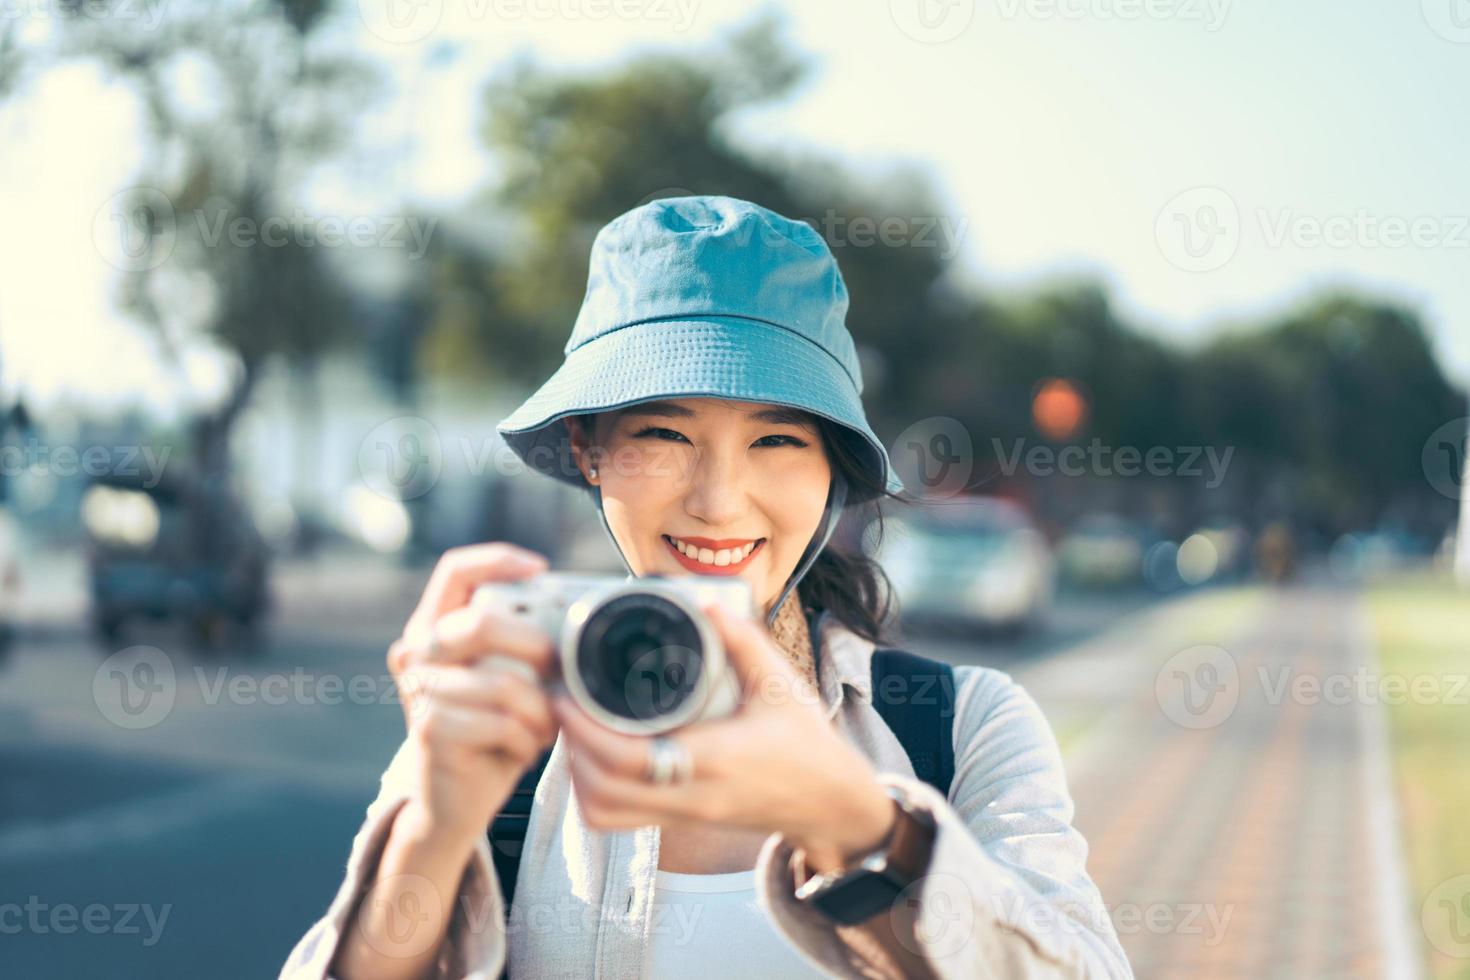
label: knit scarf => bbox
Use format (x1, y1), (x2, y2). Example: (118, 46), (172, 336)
(765, 590), (819, 695)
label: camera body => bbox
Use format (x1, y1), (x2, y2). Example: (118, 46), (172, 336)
(471, 573), (754, 735)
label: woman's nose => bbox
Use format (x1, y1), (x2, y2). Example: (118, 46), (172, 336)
(680, 447), (749, 526)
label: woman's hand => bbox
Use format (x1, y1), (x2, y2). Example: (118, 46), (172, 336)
(552, 602), (897, 872)
(335, 543), (562, 980)
(387, 542), (561, 844)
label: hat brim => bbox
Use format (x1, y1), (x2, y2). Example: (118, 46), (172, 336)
(495, 315), (903, 505)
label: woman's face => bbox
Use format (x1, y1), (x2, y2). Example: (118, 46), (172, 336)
(566, 398), (833, 617)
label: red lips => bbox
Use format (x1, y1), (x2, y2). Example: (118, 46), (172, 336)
(663, 535), (765, 575)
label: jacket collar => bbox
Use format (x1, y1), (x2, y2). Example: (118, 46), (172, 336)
(809, 608), (875, 720)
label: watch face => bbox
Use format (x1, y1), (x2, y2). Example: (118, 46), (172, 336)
(810, 874), (904, 926)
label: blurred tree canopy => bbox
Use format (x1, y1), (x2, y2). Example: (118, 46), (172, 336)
(17, 0), (380, 477)
(422, 14), (1463, 537)
(3, 8), (1460, 539)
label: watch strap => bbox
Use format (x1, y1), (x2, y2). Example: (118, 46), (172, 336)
(793, 786), (937, 924)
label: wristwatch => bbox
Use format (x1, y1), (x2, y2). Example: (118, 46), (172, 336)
(793, 784), (938, 925)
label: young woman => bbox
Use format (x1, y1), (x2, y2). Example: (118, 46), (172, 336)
(281, 196), (1132, 979)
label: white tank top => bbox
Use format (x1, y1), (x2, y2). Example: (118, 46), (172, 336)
(640, 868), (832, 979)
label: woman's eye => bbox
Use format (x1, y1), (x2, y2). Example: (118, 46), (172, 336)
(755, 434), (809, 448)
(631, 428), (808, 449)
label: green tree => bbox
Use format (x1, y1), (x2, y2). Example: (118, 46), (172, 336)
(28, 0), (380, 479)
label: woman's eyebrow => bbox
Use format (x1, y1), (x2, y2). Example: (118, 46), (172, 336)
(620, 401), (696, 420)
(747, 406), (816, 428)
(619, 402), (814, 427)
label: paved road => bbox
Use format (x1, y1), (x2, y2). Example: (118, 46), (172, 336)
(0, 550), (422, 979)
(1045, 584), (1417, 980)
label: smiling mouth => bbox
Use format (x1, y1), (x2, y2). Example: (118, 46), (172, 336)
(662, 535), (765, 572)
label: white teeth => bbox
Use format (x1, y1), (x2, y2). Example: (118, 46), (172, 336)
(669, 537), (759, 566)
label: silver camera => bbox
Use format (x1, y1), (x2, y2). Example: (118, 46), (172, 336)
(471, 573), (754, 735)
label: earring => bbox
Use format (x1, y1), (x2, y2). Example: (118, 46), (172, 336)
(589, 465), (599, 479)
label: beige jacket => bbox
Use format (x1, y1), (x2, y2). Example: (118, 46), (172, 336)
(280, 610), (1133, 979)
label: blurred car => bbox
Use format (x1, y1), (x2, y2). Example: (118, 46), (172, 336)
(0, 505), (19, 646)
(873, 496), (1054, 636)
(82, 471), (272, 643)
(1055, 513), (1156, 589)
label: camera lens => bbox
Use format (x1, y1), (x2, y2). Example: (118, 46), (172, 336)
(574, 592), (704, 725)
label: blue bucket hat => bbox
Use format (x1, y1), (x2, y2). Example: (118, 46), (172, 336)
(496, 194), (904, 628)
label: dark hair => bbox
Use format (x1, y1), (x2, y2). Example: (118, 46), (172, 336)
(566, 408), (913, 645)
(797, 416), (912, 646)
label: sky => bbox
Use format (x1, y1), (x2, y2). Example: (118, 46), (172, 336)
(2, 0), (1467, 416)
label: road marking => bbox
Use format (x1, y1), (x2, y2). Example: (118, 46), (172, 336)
(0, 774), (280, 862)
(1351, 598), (1424, 980)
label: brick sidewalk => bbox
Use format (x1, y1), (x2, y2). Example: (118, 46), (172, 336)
(1044, 586), (1417, 979)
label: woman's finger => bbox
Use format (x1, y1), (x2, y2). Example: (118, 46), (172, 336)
(403, 543), (548, 637)
(424, 661), (558, 743)
(566, 745), (703, 826)
(701, 601), (796, 694)
(552, 694), (670, 780)
(405, 604), (557, 676)
(417, 700), (545, 762)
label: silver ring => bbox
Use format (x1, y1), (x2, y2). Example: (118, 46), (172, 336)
(645, 736), (693, 785)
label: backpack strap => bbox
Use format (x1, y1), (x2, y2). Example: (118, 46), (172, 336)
(488, 747), (553, 924)
(869, 648), (957, 799)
